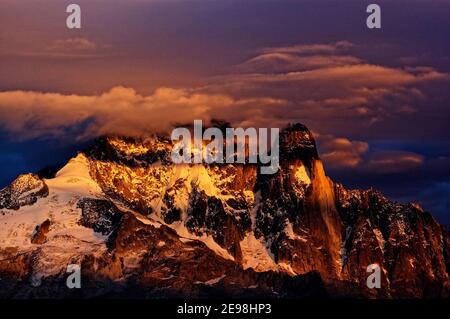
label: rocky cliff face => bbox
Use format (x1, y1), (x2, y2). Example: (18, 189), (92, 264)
(0, 174), (48, 210)
(0, 123), (448, 298)
(335, 186), (450, 298)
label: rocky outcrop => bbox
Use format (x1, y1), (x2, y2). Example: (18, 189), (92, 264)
(0, 174), (48, 210)
(0, 248), (33, 280)
(77, 198), (123, 235)
(31, 219), (52, 244)
(335, 186), (450, 298)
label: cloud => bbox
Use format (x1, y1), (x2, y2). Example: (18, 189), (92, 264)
(316, 134), (369, 168)
(365, 151), (424, 174)
(0, 86), (284, 140)
(237, 53), (361, 73)
(0, 37), (109, 59)
(205, 42), (449, 142)
(259, 41), (354, 55)
(237, 42), (360, 73)
(316, 133), (425, 172)
(0, 41), (448, 151)
(48, 38), (97, 51)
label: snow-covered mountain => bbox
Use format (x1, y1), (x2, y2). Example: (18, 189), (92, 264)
(0, 123), (449, 298)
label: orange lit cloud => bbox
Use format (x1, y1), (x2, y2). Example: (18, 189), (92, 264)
(0, 41), (448, 159)
(259, 41), (354, 55)
(316, 134), (425, 172)
(207, 42), (448, 138)
(0, 37), (108, 60)
(316, 133), (369, 168)
(48, 37), (97, 51)
(366, 151), (424, 174)
(0, 86), (284, 140)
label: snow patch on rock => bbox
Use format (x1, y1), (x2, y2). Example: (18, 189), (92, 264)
(240, 232), (277, 272)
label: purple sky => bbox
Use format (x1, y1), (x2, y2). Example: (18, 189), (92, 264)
(0, 0), (450, 226)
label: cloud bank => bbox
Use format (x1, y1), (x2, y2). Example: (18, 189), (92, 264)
(0, 41), (447, 175)
(0, 86), (284, 140)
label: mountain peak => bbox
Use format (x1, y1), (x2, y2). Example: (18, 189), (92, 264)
(0, 123), (449, 298)
(280, 123), (319, 162)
